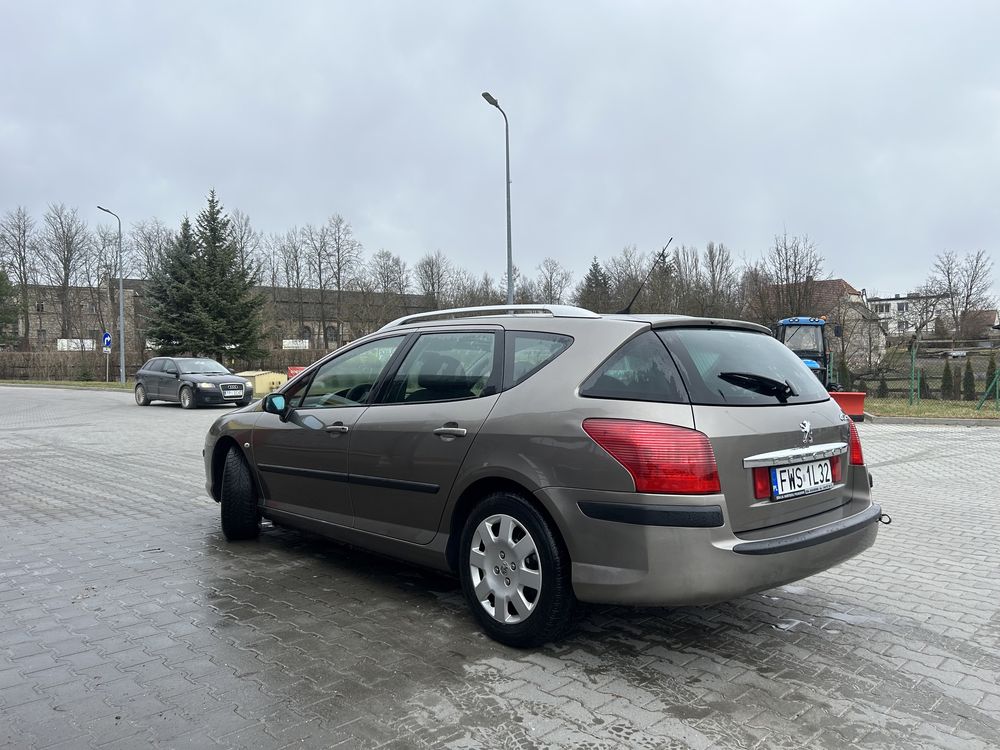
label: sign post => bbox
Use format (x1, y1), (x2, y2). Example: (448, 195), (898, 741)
(102, 332), (112, 382)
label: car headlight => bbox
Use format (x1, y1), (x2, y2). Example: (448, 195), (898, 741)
(197, 382), (217, 390)
(244, 380), (253, 388)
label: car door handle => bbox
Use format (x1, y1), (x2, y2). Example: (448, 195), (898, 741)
(433, 426), (467, 438)
(325, 423), (350, 434)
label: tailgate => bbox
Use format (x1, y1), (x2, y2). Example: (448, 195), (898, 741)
(692, 402), (851, 533)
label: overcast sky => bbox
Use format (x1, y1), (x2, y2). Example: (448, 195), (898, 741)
(3, 1), (998, 298)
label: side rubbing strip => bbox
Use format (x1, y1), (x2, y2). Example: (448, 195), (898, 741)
(578, 502), (724, 528)
(257, 464), (439, 495)
(258, 464), (348, 483)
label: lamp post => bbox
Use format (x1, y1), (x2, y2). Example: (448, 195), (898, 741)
(97, 205), (126, 384)
(481, 91), (513, 305)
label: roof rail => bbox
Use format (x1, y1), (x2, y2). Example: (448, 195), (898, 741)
(379, 304), (600, 330)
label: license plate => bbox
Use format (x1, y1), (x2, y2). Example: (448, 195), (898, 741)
(770, 459), (833, 500)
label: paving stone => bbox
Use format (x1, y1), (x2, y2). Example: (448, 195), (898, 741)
(1, 389), (998, 748)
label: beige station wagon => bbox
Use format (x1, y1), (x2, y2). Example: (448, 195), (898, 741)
(204, 305), (881, 646)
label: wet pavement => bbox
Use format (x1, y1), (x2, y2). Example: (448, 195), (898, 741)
(1, 386), (998, 749)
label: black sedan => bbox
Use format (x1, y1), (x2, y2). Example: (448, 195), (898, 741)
(134, 357), (253, 409)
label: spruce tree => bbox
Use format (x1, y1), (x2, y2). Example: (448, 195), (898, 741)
(191, 191), (265, 362)
(146, 219), (197, 355)
(0, 269), (17, 346)
(837, 360), (852, 391)
(940, 360), (953, 400)
(986, 352), (997, 397)
(962, 358), (976, 401)
(146, 191), (264, 362)
(574, 257), (612, 312)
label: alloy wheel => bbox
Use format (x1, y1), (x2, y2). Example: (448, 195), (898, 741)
(469, 513), (542, 624)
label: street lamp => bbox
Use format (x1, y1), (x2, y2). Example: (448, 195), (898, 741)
(482, 91), (514, 305)
(96, 205), (126, 384)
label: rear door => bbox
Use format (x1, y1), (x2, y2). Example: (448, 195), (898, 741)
(143, 358), (165, 398)
(349, 329), (502, 544)
(657, 327), (851, 533)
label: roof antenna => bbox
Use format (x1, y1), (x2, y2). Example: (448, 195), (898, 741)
(616, 238), (673, 315)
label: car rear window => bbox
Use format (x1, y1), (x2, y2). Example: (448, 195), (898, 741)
(504, 332), (573, 388)
(580, 331), (687, 403)
(656, 327), (830, 406)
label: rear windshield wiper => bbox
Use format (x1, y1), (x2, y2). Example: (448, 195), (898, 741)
(717, 371), (798, 403)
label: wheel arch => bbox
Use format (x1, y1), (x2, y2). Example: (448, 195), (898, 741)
(210, 435), (243, 502)
(445, 477), (570, 573)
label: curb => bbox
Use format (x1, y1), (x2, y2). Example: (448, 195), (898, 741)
(864, 413), (1000, 427)
(0, 383), (132, 394)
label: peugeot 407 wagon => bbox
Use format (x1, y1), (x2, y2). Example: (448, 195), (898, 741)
(203, 305), (881, 646)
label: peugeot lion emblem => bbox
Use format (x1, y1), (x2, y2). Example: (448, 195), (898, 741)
(800, 420), (814, 446)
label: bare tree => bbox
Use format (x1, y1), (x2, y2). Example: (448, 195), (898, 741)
(744, 232), (825, 325)
(327, 214), (363, 345)
(40, 204), (90, 338)
(534, 258), (572, 304)
(302, 222), (332, 346)
(366, 249), (411, 325)
(230, 209), (263, 279)
(280, 228), (308, 340)
(415, 250), (453, 309)
(81, 223), (118, 341)
(703, 242), (741, 318)
(0, 206), (38, 349)
(128, 219), (173, 280)
(931, 250), (995, 339)
(604, 245), (648, 312)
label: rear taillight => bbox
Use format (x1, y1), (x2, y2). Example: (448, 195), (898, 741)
(831, 454), (843, 483)
(848, 420), (864, 465)
(582, 419), (721, 494)
(752, 467), (771, 499)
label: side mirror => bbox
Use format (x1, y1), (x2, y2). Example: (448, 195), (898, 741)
(263, 393), (290, 421)
(228, 368), (236, 374)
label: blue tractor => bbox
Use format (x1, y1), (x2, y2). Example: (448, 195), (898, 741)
(776, 316), (836, 389)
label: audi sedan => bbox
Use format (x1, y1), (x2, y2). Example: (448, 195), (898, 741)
(135, 357), (253, 408)
(202, 305), (881, 646)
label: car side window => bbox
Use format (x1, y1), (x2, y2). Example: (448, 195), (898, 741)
(300, 336), (405, 409)
(504, 331), (573, 389)
(146, 359), (164, 372)
(580, 331), (688, 403)
(381, 331), (498, 404)
(162, 360), (177, 376)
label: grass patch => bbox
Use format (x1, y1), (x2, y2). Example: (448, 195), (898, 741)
(0, 380), (133, 391)
(865, 396), (1000, 419)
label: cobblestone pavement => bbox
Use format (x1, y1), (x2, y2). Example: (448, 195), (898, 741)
(1, 386), (998, 749)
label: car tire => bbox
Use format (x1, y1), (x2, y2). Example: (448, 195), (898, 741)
(458, 491), (575, 647)
(220, 446), (260, 541)
(134, 384), (150, 406)
(179, 386), (196, 409)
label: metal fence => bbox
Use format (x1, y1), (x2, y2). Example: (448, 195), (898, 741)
(839, 338), (1000, 417)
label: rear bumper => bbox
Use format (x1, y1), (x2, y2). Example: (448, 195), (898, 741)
(535, 487), (880, 606)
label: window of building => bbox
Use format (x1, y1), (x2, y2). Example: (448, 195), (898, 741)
(35, 301), (44, 312)
(897, 302), (908, 313)
(37, 329), (47, 343)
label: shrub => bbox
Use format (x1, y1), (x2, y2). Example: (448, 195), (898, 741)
(919, 369), (932, 400)
(876, 376), (889, 398)
(940, 361), (953, 400)
(962, 358), (976, 401)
